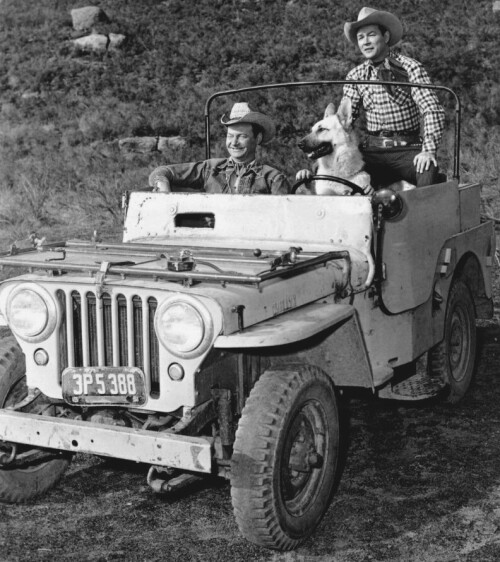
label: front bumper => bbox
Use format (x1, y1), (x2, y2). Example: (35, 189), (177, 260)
(0, 410), (212, 473)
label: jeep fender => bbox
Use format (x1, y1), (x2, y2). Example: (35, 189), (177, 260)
(214, 303), (374, 389)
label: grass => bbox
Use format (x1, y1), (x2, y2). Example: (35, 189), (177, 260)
(0, 0), (499, 247)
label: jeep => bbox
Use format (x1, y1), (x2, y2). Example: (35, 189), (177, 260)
(0, 82), (495, 551)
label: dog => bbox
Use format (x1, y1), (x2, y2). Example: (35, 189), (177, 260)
(297, 100), (415, 195)
(297, 99), (373, 196)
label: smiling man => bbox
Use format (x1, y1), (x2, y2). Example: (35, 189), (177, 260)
(149, 103), (290, 194)
(342, 7), (445, 188)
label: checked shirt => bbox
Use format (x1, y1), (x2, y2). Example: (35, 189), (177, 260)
(148, 158), (290, 194)
(343, 52), (445, 154)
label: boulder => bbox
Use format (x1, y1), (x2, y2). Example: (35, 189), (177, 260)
(71, 6), (110, 31)
(157, 136), (187, 151)
(118, 136), (187, 154)
(108, 33), (126, 50)
(73, 33), (109, 52)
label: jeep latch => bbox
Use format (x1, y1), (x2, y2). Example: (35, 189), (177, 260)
(168, 250), (195, 272)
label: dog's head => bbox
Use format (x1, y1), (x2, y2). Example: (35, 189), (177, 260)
(298, 99), (353, 160)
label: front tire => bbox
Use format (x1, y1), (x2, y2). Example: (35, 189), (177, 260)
(230, 365), (339, 550)
(428, 280), (477, 404)
(0, 336), (71, 503)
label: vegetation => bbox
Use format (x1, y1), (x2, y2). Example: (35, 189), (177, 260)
(0, 0), (499, 244)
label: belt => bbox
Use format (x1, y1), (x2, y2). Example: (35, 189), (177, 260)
(371, 130), (419, 137)
(365, 133), (421, 148)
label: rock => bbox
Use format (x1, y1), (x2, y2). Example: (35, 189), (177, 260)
(71, 6), (110, 31)
(157, 136), (187, 151)
(73, 33), (109, 53)
(21, 92), (40, 100)
(108, 33), (126, 50)
(119, 137), (158, 153)
(118, 136), (187, 154)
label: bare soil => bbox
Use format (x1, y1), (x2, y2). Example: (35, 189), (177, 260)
(1, 258), (499, 562)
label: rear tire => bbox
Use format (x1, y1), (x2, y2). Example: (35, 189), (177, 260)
(230, 365), (339, 550)
(428, 280), (477, 404)
(0, 336), (71, 503)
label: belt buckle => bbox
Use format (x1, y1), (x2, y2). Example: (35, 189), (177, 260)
(382, 139), (394, 148)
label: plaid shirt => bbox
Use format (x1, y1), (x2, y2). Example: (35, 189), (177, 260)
(343, 52), (445, 154)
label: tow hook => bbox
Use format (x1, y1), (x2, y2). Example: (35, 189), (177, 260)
(0, 443), (17, 466)
(147, 466), (204, 494)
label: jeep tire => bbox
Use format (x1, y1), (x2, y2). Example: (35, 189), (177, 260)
(428, 280), (477, 404)
(230, 365), (339, 550)
(0, 336), (71, 503)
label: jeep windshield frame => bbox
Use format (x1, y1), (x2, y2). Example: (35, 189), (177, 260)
(204, 81), (461, 182)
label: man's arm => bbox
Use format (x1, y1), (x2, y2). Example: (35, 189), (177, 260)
(408, 63), (446, 158)
(148, 161), (209, 192)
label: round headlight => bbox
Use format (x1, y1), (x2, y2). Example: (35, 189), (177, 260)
(6, 285), (57, 342)
(155, 297), (213, 358)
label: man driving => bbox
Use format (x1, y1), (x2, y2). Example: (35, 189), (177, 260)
(149, 102), (290, 194)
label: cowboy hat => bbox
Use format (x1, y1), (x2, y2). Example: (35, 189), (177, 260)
(344, 7), (403, 47)
(220, 102), (276, 144)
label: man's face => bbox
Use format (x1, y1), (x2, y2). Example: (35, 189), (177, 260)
(356, 24), (389, 62)
(226, 123), (261, 163)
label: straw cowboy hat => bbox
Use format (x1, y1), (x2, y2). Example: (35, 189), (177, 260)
(344, 7), (403, 47)
(220, 102), (276, 144)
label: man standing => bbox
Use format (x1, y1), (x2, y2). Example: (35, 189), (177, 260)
(342, 7), (445, 188)
(149, 103), (290, 194)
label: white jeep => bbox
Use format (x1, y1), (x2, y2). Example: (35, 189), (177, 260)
(0, 83), (495, 551)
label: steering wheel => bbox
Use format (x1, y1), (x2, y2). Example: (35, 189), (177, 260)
(291, 175), (366, 196)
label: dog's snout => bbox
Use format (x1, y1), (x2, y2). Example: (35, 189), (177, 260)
(297, 138), (306, 150)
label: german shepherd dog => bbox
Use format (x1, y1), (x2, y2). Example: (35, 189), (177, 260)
(297, 99), (373, 196)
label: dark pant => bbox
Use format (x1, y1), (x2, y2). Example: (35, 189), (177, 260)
(362, 146), (439, 188)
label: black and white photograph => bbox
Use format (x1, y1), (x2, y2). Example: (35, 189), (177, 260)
(0, 1), (499, 560)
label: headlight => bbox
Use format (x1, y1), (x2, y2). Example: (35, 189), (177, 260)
(154, 297), (214, 358)
(6, 284), (58, 342)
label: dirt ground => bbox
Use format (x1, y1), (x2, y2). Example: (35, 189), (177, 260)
(1, 261), (499, 562)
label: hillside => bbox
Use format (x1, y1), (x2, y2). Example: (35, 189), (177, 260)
(0, 0), (499, 242)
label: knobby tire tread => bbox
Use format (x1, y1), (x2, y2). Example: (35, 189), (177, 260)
(230, 365), (336, 550)
(0, 335), (70, 503)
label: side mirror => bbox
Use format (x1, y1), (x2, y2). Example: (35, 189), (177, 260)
(371, 188), (403, 221)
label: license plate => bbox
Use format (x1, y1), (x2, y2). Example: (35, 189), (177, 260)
(62, 367), (147, 406)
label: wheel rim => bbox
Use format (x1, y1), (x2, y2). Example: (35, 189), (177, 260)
(448, 303), (470, 383)
(280, 399), (328, 517)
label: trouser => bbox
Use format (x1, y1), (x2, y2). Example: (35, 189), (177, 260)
(362, 146), (439, 188)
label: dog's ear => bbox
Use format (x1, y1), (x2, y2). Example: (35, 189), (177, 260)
(337, 97), (353, 131)
(324, 103), (336, 118)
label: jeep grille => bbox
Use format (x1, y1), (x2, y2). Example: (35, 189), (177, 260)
(57, 291), (160, 395)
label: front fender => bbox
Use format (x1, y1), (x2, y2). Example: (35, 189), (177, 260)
(214, 303), (353, 348)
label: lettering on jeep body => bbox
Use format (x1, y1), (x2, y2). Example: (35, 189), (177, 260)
(271, 294), (297, 316)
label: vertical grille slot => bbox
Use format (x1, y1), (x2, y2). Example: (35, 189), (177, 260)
(148, 297), (160, 395)
(117, 294), (128, 366)
(56, 290), (68, 375)
(87, 292), (98, 366)
(133, 295), (143, 369)
(60, 290), (160, 394)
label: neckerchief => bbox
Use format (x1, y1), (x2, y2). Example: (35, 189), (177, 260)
(374, 56), (410, 97)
